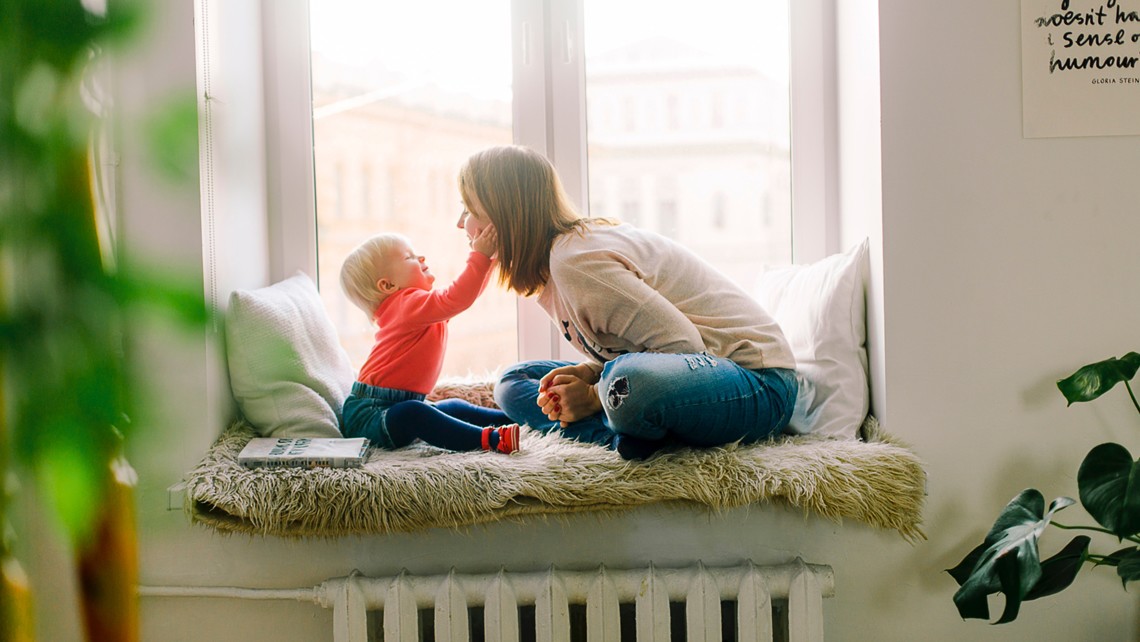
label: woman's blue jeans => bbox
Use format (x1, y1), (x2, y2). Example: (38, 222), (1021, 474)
(494, 354), (798, 452)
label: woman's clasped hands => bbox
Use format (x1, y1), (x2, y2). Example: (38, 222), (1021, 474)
(537, 362), (603, 427)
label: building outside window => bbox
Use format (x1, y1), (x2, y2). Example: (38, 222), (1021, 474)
(309, 0), (792, 376)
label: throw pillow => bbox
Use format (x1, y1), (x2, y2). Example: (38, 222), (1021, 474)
(225, 272), (355, 438)
(754, 239), (870, 439)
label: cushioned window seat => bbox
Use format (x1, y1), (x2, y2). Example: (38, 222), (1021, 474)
(197, 241), (925, 540)
(185, 384), (926, 542)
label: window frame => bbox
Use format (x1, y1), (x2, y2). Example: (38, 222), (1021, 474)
(262, 0), (839, 364)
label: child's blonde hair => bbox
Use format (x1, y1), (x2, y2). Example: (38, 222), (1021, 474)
(340, 233), (408, 319)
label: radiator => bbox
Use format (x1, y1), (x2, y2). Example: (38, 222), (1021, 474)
(319, 559), (833, 642)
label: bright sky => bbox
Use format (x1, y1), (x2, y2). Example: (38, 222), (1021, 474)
(309, 0), (789, 99)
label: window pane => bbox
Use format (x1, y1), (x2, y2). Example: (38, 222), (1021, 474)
(309, 1), (516, 377)
(583, 0), (792, 285)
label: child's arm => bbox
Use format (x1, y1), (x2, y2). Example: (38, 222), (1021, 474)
(399, 227), (498, 324)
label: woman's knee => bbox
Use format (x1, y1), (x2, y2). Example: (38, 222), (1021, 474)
(598, 358), (670, 415)
(493, 374), (523, 414)
(597, 362), (667, 438)
(497, 361), (534, 383)
(494, 361), (541, 414)
(494, 360), (567, 410)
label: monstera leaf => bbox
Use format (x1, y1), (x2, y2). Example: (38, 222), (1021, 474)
(948, 490), (1076, 623)
(1077, 443), (1140, 538)
(1057, 352), (1140, 405)
(1097, 546), (1140, 587)
(1023, 535), (1091, 600)
(950, 352), (1140, 626)
(1116, 548), (1140, 585)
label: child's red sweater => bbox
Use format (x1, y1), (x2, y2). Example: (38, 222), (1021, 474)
(356, 251), (493, 394)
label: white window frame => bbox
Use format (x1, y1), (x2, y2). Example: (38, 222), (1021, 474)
(261, 0), (839, 363)
(261, 0), (319, 281)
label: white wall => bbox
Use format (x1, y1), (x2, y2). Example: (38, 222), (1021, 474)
(98, 1), (1140, 641)
(873, 0), (1140, 639)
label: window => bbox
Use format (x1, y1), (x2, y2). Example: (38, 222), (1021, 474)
(266, 0), (836, 373)
(658, 200), (679, 238)
(621, 199), (641, 227)
(582, 0), (792, 283)
(358, 164), (372, 220)
(309, 0), (516, 375)
(713, 193), (728, 230)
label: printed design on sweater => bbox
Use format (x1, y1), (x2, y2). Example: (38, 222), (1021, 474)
(561, 319), (628, 364)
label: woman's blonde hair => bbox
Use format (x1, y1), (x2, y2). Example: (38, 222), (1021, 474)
(458, 145), (594, 296)
(339, 233), (408, 319)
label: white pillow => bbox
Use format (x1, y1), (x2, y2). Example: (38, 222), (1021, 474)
(754, 239), (869, 440)
(225, 272), (355, 438)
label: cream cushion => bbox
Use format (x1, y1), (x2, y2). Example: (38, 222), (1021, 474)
(754, 239), (870, 439)
(224, 272), (354, 438)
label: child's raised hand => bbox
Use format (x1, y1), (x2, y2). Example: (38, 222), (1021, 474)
(471, 225), (499, 258)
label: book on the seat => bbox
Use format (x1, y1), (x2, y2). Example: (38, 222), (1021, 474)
(237, 437), (370, 469)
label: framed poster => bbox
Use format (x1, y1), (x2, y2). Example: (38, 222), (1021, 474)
(1022, 0), (1140, 137)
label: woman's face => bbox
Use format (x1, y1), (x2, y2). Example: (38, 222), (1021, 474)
(457, 194), (492, 244)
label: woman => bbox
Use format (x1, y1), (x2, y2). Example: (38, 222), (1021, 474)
(457, 145), (797, 460)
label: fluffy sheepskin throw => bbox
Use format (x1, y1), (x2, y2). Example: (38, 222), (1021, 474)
(186, 382), (926, 541)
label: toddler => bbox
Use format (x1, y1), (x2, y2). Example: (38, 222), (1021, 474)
(339, 227), (519, 454)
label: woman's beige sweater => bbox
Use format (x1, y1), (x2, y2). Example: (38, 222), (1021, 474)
(536, 223), (795, 373)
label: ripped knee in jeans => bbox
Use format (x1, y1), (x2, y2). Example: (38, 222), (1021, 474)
(605, 376), (630, 409)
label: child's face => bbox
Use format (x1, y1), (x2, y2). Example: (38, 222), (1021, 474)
(380, 240), (435, 291)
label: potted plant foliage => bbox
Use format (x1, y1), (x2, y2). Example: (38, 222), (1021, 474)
(2, 1), (205, 639)
(947, 352), (1140, 624)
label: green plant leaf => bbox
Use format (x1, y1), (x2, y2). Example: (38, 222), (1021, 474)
(949, 490), (1073, 622)
(946, 541), (987, 587)
(1117, 549), (1140, 586)
(37, 428), (106, 544)
(144, 93), (200, 184)
(114, 267), (211, 327)
(1077, 442), (1140, 537)
(1057, 352), (1140, 405)
(1024, 536), (1090, 600)
(994, 550), (1023, 624)
(1096, 546), (1138, 568)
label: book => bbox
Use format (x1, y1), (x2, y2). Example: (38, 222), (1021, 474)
(237, 437), (370, 470)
